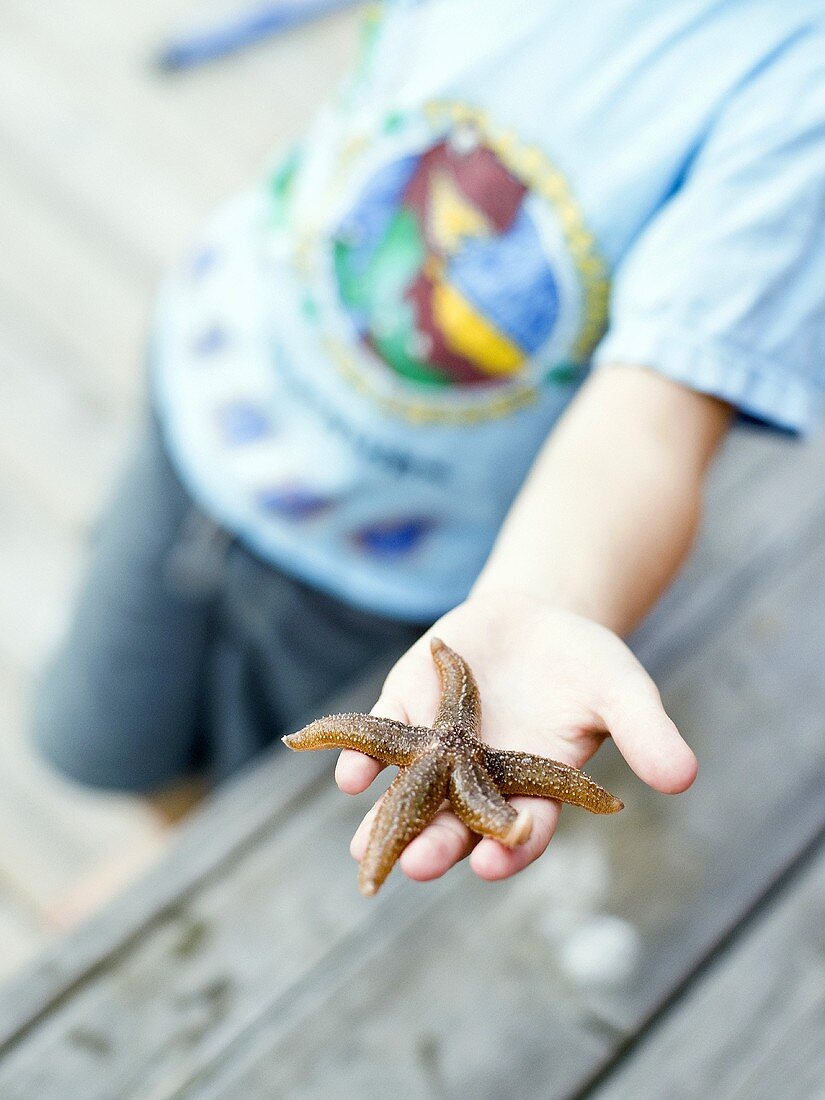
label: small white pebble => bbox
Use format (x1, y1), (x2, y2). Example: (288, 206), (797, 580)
(557, 915), (642, 987)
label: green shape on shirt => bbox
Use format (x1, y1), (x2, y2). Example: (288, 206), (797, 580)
(335, 207), (423, 310)
(353, 4), (385, 81)
(382, 111), (407, 134)
(542, 361), (586, 385)
(371, 324), (449, 387)
(301, 292), (319, 321)
(333, 207), (449, 386)
(269, 147), (300, 227)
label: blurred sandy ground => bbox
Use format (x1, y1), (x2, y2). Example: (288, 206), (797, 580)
(0, 0), (359, 978)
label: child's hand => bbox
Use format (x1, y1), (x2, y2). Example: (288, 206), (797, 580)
(336, 589), (697, 885)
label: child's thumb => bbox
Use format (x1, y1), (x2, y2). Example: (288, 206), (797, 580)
(602, 679), (698, 795)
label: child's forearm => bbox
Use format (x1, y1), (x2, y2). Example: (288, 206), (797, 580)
(472, 365), (733, 636)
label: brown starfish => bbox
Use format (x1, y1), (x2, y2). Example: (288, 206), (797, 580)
(283, 637), (623, 896)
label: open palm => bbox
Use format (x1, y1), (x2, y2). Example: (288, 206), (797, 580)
(336, 591), (697, 884)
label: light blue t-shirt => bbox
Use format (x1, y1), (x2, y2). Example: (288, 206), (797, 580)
(152, 0), (825, 620)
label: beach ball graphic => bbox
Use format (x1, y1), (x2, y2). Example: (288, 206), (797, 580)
(333, 126), (560, 388)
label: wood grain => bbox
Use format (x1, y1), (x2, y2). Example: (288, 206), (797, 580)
(590, 841), (825, 1100)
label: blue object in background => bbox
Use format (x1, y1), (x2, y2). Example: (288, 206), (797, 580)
(156, 0), (363, 71)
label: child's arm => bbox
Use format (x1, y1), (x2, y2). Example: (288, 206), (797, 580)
(473, 363), (733, 635)
(337, 364), (733, 883)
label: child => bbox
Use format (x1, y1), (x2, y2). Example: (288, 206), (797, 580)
(35, 0), (825, 888)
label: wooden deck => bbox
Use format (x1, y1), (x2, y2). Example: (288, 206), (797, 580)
(1, 4), (823, 1096)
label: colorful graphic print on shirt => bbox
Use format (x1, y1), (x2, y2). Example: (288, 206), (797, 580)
(287, 101), (609, 424)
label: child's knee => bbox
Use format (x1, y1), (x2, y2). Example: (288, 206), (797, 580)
(30, 662), (193, 795)
(32, 682), (113, 791)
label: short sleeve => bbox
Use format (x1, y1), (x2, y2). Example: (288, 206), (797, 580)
(592, 30), (825, 435)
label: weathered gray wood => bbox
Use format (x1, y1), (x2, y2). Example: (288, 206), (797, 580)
(0, 1), (360, 289)
(0, 666), (155, 910)
(634, 427), (825, 678)
(0, 147), (150, 403)
(590, 842), (825, 1100)
(1, 473), (824, 1097)
(0, 307), (128, 531)
(0, 471), (84, 676)
(8, 0), (360, 174)
(0, 904), (42, 986)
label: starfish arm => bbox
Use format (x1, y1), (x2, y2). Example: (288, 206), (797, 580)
(359, 752), (451, 896)
(430, 637), (481, 735)
(282, 714), (434, 766)
(483, 749), (624, 814)
(449, 756), (533, 847)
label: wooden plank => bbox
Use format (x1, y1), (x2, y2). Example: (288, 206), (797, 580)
(0, 3), (359, 284)
(0, 469), (85, 677)
(0, 302), (130, 531)
(633, 428), (825, 677)
(6, 0), (360, 170)
(0, 10), (231, 282)
(590, 841), (825, 1100)
(0, 469), (824, 1097)
(1, 778), (443, 1100)
(0, 150), (150, 405)
(0, 897), (42, 986)
(0, 665), (155, 912)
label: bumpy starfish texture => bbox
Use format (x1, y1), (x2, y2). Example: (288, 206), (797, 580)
(283, 637), (623, 896)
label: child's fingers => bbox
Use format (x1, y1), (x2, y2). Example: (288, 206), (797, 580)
(469, 797), (560, 880)
(399, 810), (476, 880)
(352, 797), (555, 883)
(334, 692), (406, 794)
(603, 675), (698, 794)
(335, 749), (382, 794)
(349, 801), (380, 860)
(350, 800), (477, 878)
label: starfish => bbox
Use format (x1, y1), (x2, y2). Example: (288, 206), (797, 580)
(283, 637), (623, 896)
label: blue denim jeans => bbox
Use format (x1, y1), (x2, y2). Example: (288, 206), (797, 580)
(32, 416), (425, 793)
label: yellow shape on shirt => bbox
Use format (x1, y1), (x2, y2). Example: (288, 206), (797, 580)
(432, 281), (525, 376)
(427, 171), (492, 254)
